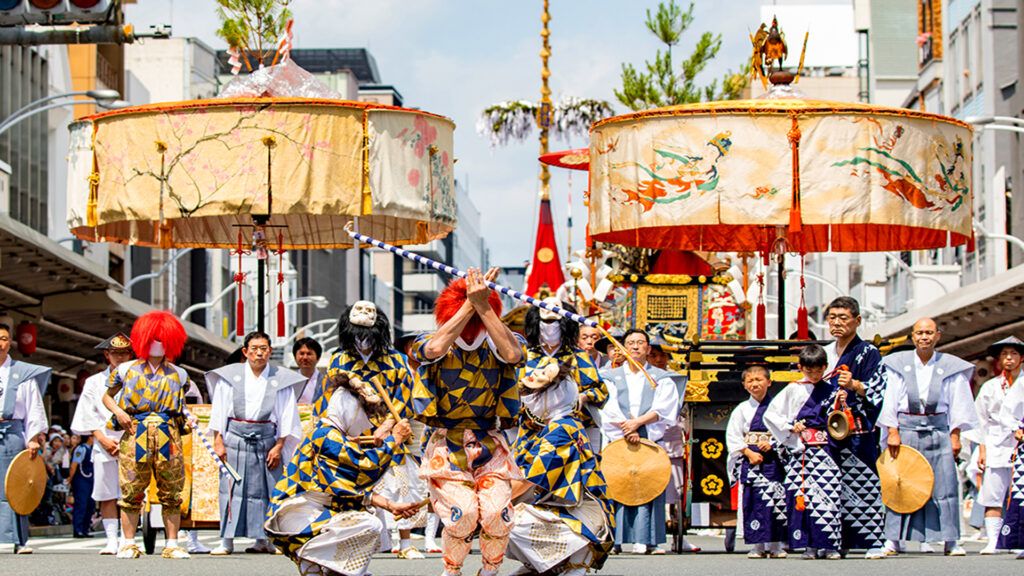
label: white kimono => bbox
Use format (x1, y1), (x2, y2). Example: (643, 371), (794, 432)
(70, 368), (123, 502)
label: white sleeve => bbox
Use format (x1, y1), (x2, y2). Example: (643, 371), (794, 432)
(599, 383), (626, 443)
(763, 386), (800, 451)
(876, 369), (904, 430)
(995, 384), (1024, 446)
(71, 377), (103, 435)
(645, 376), (680, 441)
(207, 379), (232, 435)
(725, 403), (750, 483)
(725, 404), (750, 459)
(948, 372), (980, 433)
(21, 377), (48, 441)
(274, 386), (302, 462)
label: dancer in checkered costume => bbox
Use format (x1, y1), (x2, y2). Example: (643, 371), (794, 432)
(410, 268), (526, 576)
(265, 371), (419, 576)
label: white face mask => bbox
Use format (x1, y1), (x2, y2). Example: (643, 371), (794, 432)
(455, 331), (488, 351)
(349, 300), (377, 328)
(539, 297), (562, 322)
(539, 321), (562, 347)
(148, 341), (165, 358)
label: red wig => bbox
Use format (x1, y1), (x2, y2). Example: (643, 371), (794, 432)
(131, 310), (187, 362)
(434, 277), (503, 341)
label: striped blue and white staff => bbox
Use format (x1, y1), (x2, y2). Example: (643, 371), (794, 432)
(184, 408), (242, 483)
(343, 222), (658, 389)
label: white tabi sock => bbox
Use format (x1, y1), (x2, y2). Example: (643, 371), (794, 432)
(188, 530), (201, 545)
(400, 537), (412, 550)
(478, 568), (498, 576)
(221, 537), (234, 552)
(753, 543), (766, 553)
(102, 519), (118, 545)
(985, 517), (1004, 549)
(166, 539), (179, 549)
(425, 513), (439, 548)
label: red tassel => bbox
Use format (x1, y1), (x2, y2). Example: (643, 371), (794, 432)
(797, 306), (809, 340)
(797, 256), (809, 340)
(756, 302), (767, 340)
(276, 300), (285, 338)
(756, 271), (767, 340)
(235, 289), (245, 337)
(967, 233), (976, 253)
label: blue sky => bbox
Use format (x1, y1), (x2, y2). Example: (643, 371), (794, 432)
(125, 0), (763, 266)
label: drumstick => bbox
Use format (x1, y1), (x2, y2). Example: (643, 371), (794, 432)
(597, 325), (659, 390)
(368, 377), (403, 422)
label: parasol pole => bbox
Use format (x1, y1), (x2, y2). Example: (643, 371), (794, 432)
(344, 223), (661, 390)
(777, 253), (786, 340)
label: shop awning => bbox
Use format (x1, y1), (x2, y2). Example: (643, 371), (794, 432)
(871, 265), (1024, 359)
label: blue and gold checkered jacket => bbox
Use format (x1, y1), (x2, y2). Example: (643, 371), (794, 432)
(520, 346), (608, 429)
(515, 413), (614, 552)
(410, 333), (525, 470)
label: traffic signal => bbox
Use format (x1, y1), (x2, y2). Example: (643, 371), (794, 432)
(1, 0), (112, 25)
(0, 0), (27, 26)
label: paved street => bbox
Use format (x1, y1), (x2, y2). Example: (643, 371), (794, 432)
(1, 534), (1020, 575)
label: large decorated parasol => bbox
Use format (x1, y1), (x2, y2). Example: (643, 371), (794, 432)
(546, 17), (973, 338)
(67, 97), (456, 250)
(66, 13), (456, 338)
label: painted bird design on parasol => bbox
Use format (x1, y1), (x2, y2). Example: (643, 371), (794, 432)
(832, 119), (969, 213)
(612, 131), (733, 212)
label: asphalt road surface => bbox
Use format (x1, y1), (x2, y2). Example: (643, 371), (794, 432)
(1, 533), (1019, 575)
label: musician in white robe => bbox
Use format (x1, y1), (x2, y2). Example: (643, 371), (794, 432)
(0, 322), (49, 555)
(598, 329), (679, 554)
(878, 318), (977, 556)
(208, 330), (304, 555)
(70, 333), (133, 555)
(970, 335), (1024, 554)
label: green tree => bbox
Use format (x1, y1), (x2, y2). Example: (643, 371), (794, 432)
(216, 0), (292, 71)
(615, 0), (748, 111)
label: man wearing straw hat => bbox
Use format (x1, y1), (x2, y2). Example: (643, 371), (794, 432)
(0, 321), (50, 555)
(70, 332), (133, 555)
(970, 335), (1024, 554)
(598, 328), (680, 555)
(410, 267), (526, 576)
(878, 318), (977, 556)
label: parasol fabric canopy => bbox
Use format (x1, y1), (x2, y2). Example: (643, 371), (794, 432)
(67, 98), (457, 249)
(587, 99), (972, 253)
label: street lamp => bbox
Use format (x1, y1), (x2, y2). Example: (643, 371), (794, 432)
(973, 219), (1024, 253)
(0, 90), (130, 136)
(884, 252), (950, 294)
(124, 248), (193, 292)
(964, 115), (1024, 127)
(964, 115), (1024, 135)
(179, 282), (236, 321)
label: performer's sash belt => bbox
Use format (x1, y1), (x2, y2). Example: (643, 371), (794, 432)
(744, 432), (772, 445)
(0, 420), (24, 443)
(131, 411), (180, 464)
(800, 428), (829, 446)
(897, 412), (949, 433)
